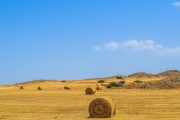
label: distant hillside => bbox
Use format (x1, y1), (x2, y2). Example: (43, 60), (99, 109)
(1, 70), (179, 87)
(15, 80), (60, 85)
(158, 70), (180, 77)
(128, 72), (155, 78)
(127, 70), (180, 79)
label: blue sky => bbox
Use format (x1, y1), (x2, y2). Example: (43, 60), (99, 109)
(0, 0), (180, 84)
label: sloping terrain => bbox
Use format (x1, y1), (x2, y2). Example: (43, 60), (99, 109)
(128, 72), (154, 78)
(158, 70), (180, 77)
(0, 84), (179, 120)
(0, 70), (180, 120)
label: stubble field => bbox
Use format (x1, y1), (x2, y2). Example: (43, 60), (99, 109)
(0, 80), (180, 120)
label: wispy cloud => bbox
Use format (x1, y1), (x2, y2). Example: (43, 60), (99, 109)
(93, 40), (180, 55)
(173, 2), (180, 7)
(93, 41), (119, 51)
(105, 41), (119, 50)
(122, 40), (163, 51)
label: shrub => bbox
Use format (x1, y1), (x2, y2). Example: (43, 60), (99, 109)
(107, 84), (112, 88)
(107, 81), (126, 88)
(116, 76), (123, 79)
(134, 80), (143, 83)
(61, 80), (66, 82)
(98, 80), (105, 83)
(109, 82), (120, 87)
(118, 80), (126, 86)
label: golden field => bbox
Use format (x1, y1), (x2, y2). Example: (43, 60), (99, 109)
(0, 77), (180, 120)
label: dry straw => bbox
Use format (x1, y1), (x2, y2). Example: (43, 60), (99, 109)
(85, 87), (96, 95)
(64, 86), (71, 90)
(66, 87), (71, 90)
(96, 86), (101, 90)
(37, 87), (43, 90)
(88, 97), (116, 118)
(19, 86), (24, 89)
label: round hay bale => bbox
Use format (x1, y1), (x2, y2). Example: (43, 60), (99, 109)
(88, 97), (116, 118)
(66, 87), (71, 90)
(64, 86), (67, 89)
(37, 87), (43, 90)
(19, 86), (24, 89)
(85, 87), (96, 95)
(96, 86), (101, 90)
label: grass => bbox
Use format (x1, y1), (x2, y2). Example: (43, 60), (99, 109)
(0, 85), (179, 120)
(134, 80), (143, 83)
(97, 80), (105, 83)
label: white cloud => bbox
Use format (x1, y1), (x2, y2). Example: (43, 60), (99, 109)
(122, 40), (163, 51)
(160, 47), (180, 55)
(105, 41), (119, 50)
(93, 40), (180, 55)
(93, 41), (119, 51)
(173, 2), (180, 7)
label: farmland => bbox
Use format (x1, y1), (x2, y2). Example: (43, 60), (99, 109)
(0, 79), (179, 120)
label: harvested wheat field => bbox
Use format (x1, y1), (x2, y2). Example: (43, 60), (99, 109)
(0, 75), (180, 120)
(1, 0), (180, 119)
